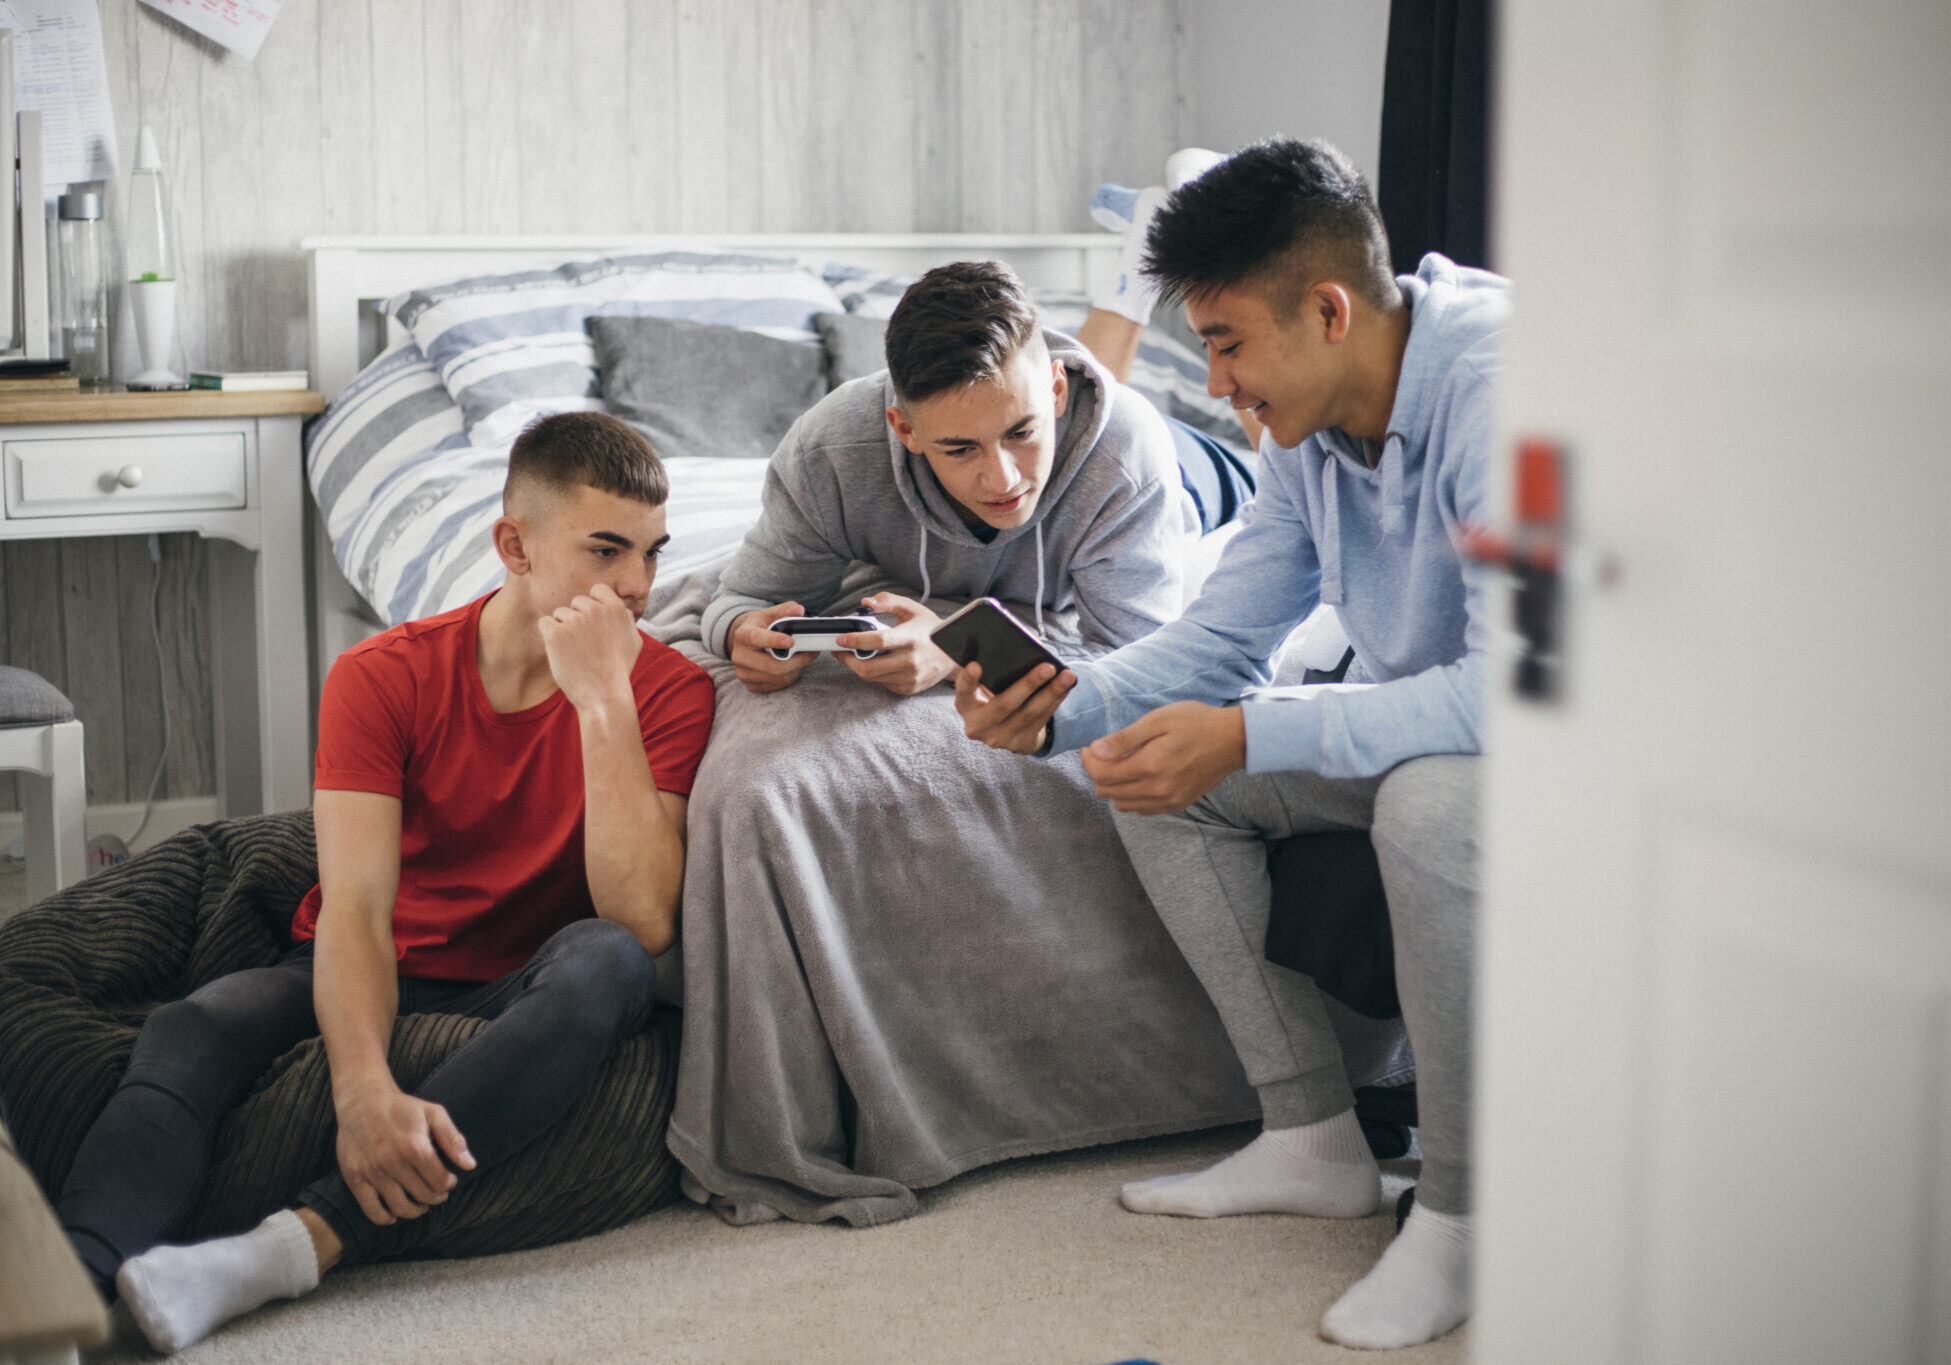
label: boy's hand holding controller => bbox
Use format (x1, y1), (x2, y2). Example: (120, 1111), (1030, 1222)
(729, 601), (817, 694)
(835, 592), (957, 696)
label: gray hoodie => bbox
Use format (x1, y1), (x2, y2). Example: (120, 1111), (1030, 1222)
(702, 330), (1192, 661)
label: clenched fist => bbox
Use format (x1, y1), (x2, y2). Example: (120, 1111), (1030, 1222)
(538, 583), (644, 712)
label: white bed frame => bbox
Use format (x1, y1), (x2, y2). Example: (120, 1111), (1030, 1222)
(300, 233), (1122, 686)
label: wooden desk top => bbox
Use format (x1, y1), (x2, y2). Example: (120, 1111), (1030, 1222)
(0, 386), (326, 425)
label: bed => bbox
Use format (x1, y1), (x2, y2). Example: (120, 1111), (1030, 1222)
(301, 234), (1394, 1227)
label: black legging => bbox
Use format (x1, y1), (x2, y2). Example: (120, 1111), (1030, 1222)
(57, 917), (655, 1292)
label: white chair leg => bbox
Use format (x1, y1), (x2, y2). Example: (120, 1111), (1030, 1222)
(18, 721), (87, 904)
(48, 721), (87, 891)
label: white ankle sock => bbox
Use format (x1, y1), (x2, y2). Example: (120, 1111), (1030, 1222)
(1119, 1110), (1379, 1218)
(116, 1208), (321, 1354)
(1319, 1202), (1473, 1350)
(1091, 184), (1170, 326)
(1090, 182), (1145, 234)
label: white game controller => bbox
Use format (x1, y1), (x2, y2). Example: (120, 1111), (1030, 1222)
(765, 614), (887, 661)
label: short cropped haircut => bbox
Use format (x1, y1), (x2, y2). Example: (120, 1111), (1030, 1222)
(1143, 138), (1398, 313)
(504, 411), (668, 512)
(884, 260), (1043, 404)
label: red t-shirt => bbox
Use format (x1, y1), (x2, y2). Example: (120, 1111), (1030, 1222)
(290, 593), (715, 981)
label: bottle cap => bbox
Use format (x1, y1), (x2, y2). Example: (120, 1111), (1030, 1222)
(136, 124), (162, 172)
(58, 189), (102, 220)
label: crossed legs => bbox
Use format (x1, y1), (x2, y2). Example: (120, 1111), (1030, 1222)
(1111, 756), (1479, 1349)
(60, 918), (655, 1353)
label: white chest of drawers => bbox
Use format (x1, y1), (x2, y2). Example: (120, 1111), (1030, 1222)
(0, 387), (326, 818)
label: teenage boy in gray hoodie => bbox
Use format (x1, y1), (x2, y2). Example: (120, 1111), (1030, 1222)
(701, 260), (1191, 691)
(955, 139), (1507, 1351)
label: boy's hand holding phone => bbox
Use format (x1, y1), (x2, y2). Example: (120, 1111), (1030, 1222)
(953, 659), (1076, 754)
(835, 593), (956, 696)
(729, 601), (816, 693)
(936, 598), (1077, 754)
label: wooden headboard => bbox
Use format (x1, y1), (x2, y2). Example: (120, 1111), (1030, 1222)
(301, 233), (1123, 400)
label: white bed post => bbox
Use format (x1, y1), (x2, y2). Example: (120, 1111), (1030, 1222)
(306, 245), (363, 399)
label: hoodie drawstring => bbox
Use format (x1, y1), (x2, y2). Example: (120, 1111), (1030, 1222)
(1033, 521), (1045, 635)
(1381, 431), (1407, 534)
(917, 517), (1044, 632)
(1320, 472), (1343, 605)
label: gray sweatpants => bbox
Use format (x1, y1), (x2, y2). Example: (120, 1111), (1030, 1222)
(1111, 754), (1478, 1213)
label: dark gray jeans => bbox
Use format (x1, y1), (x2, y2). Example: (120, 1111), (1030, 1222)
(57, 917), (655, 1293)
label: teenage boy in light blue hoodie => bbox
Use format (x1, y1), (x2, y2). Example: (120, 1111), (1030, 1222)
(955, 139), (1507, 1352)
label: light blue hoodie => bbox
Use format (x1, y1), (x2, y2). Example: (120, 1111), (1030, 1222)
(1047, 253), (1510, 778)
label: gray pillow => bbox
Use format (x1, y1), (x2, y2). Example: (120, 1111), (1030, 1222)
(588, 314), (827, 461)
(814, 312), (889, 389)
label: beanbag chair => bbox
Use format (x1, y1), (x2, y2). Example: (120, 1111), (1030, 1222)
(0, 811), (680, 1257)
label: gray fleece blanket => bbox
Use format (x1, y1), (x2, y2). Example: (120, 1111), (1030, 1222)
(643, 570), (1260, 1226)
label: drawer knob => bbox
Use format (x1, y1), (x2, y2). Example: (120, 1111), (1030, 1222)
(116, 465), (143, 489)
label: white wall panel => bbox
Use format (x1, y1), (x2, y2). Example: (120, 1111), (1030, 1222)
(2, 0), (1189, 809)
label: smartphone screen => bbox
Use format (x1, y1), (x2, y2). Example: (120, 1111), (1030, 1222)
(930, 598), (1064, 693)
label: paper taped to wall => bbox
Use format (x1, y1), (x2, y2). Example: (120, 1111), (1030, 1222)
(137, 0), (284, 62)
(0, 0), (116, 188)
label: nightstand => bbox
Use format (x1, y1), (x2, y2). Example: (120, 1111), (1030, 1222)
(0, 387), (326, 817)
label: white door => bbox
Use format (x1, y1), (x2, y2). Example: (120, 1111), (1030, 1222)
(1476, 2), (1951, 1362)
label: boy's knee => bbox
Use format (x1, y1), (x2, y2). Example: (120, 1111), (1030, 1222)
(1372, 756), (1480, 867)
(126, 995), (279, 1096)
(135, 997), (226, 1058)
(1109, 772), (1250, 848)
(543, 919), (656, 1014)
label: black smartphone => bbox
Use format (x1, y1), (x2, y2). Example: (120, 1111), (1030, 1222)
(930, 598), (1064, 693)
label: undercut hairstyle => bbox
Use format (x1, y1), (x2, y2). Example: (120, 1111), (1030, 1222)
(1142, 138), (1399, 314)
(504, 410), (668, 513)
(884, 260), (1043, 405)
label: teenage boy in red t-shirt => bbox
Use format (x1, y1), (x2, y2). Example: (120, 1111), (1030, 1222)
(55, 412), (714, 1354)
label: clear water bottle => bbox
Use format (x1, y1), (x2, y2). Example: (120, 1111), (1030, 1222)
(57, 189), (109, 384)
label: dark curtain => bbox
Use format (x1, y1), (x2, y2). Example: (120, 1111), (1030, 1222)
(1377, 0), (1494, 274)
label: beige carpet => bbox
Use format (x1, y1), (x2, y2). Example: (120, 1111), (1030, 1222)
(78, 1127), (1463, 1365)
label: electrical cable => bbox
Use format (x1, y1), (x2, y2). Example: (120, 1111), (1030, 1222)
(127, 534), (172, 846)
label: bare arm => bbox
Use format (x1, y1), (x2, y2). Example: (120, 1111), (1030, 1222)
(313, 789), (402, 1101)
(313, 789), (473, 1226)
(576, 687), (687, 954)
(541, 584), (686, 955)
(1076, 308), (1145, 382)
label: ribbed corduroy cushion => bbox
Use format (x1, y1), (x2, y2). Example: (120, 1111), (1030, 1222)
(0, 810), (681, 1257)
